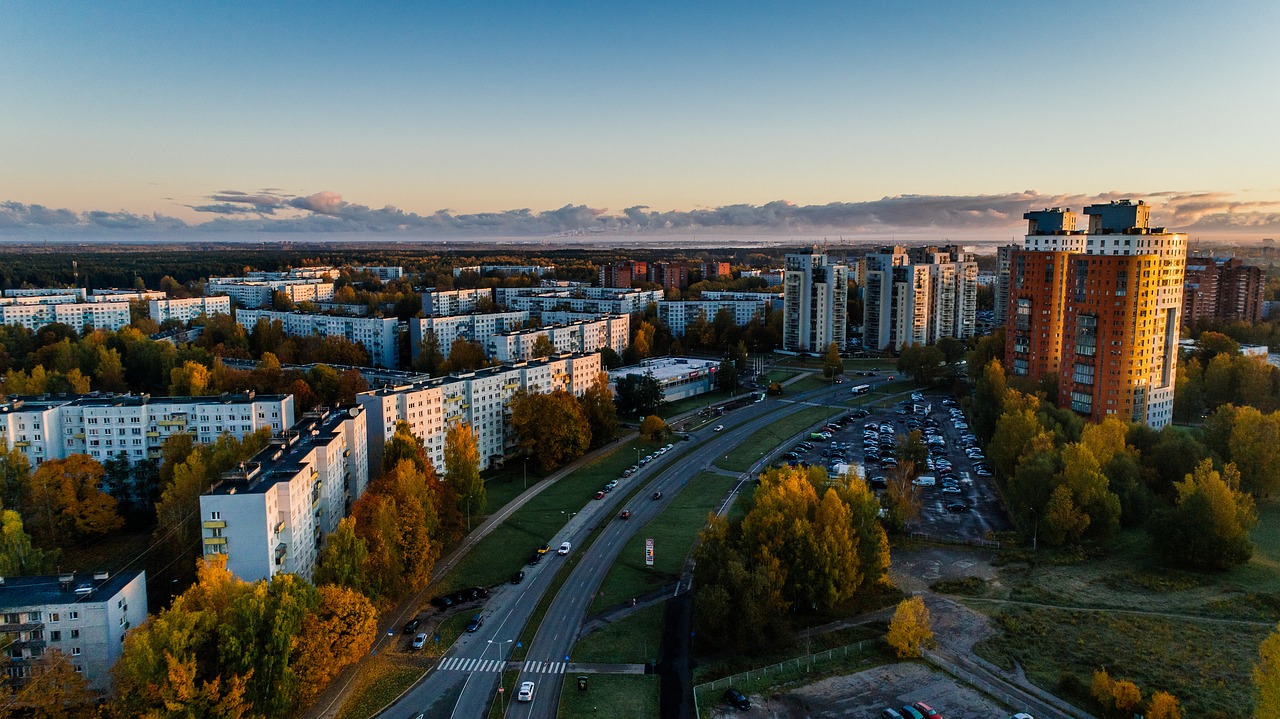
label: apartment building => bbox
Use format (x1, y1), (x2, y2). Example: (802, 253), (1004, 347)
(488, 315), (629, 362)
(419, 287), (494, 316)
(235, 310), (400, 368)
(0, 571), (147, 693)
(0, 299), (131, 332)
(351, 265), (406, 281)
(3, 288), (87, 300)
(647, 261), (689, 290)
(408, 311), (531, 362)
(701, 261), (731, 279)
(658, 299), (766, 337)
(1182, 256), (1266, 325)
(782, 247), (849, 352)
(357, 353), (602, 473)
(738, 269), (785, 285)
(861, 246), (977, 351)
(199, 406), (368, 583)
(993, 244), (1019, 328)
(148, 295), (233, 324)
(205, 278), (335, 308)
(599, 261), (647, 288)
(85, 290), (166, 303)
(1004, 201), (1186, 428)
(452, 265), (555, 277)
(500, 288), (663, 316)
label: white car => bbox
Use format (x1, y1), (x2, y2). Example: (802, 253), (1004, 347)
(558, 541), (571, 555)
(712, 425), (724, 432)
(518, 681), (535, 702)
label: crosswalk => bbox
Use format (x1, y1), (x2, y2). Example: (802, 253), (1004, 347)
(435, 657), (569, 674)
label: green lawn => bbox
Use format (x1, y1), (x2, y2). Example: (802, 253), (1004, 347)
(714, 405), (841, 473)
(573, 603), (666, 665)
(765, 369), (801, 383)
(440, 437), (668, 592)
(558, 674), (660, 719)
(789, 375), (834, 393)
(335, 655), (427, 719)
(591, 472), (737, 612)
(658, 389), (733, 419)
(481, 464), (543, 519)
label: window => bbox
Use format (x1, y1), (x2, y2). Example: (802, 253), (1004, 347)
(1074, 314), (1098, 357)
(26, 612), (41, 623)
(1072, 363), (1095, 386)
(70, 630), (79, 639)
(71, 647), (81, 656)
(1070, 391), (1093, 414)
(50, 631), (60, 641)
(49, 613), (59, 623)
(68, 612), (78, 621)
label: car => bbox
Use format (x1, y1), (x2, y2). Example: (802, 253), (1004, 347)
(517, 681), (535, 702)
(880, 710), (905, 719)
(465, 614), (484, 632)
(594, 491), (605, 500)
(664, 443), (674, 451)
(651, 491), (663, 500)
(402, 618), (421, 634)
(723, 687), (751, 710)
(410, 633), (427, 650)
(942, 485), (961, 494)
(946, 500), (968, 512)
(913, 702), (942, 719)
(1009, 715), (1035, 719)
(451, 590), (471, 604)
(713, 424), (724, 432)
(537, 544), (551, 554)
(558, 541), (571, 555)
(621, 468), (634, 477)
(619, 509), (631, 520)
(429, 596), (453, 609)
(511, 570), (525, 584)
(900, 707), (926, 719)
(527, 553), (542, 566)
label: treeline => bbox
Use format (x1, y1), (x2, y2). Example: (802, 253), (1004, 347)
(692, 466), (891, 653)
(1175, 331), (1280, 419)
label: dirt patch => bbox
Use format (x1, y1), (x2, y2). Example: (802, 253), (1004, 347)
(890, 545), (999, 594)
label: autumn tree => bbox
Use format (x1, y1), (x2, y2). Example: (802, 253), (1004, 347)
(291, 585), (379, 704)
(883, 463), (921, 532)
(1043, 484), (1090, 545)
(23, 649), (93, 719)
(530, 334), (556, 359)
(445, 337), (486, 373)
(1256, 624), (1280, 719)
(886, 596), (933, 659)
(822, 342), (843, 378)
(579, 371), (620, 447)
(639, 415), (667, 442)
(1149, 459), (1256, 570)
(1056, 443), (1121, 539)
(27, 455), (123, 546)
(0, 509), (54, 576)
(1228, 407), (1280, 495)
(971, 359), (1008, 442)
(314, 517), (368, 591)
(1111, 679), (1143, 715)
(989, 389), (1052, 478)
(510, 389), (592, 471)
(0, 449), (31, 515)
(169, 359), (213, 396)
(691, 514), (790, 653)
(1146, 691), (1182, 719)
(444, 421), (486, 525)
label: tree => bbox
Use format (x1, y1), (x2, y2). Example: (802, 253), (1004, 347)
(579, 371), (619, 448)
(897, 343), (945, 385)
(614, 372), (665, 417)
(530, 334), (555, 359)
(971, 359), (1007, 442)
(883, 463), (921, 532)
(822, 342), (843, 378)
(24, 649), (93, 719)
(414, 329), (446, 376)
(445, 338), (486, 373)
(1091, 668), (1116, 709)
(0, 448), (31, 515)
(290, 585), (378, 705)
(1149, 460), (1256, 570)
(1111, 679), (1143, 715)
(314, 517), (368, 591)
(1228, 407), (1280, 495)
(640, 415), (667, 441)
(1146, 691), (1182, 719)
(444, 421), (486, 524)
(0, 509), (53, 576)
(1257, 624), (1280, 719)
(1044, 484), (1090, 545)
(28, 455), (123, 546)
(169, 360), (213, 396)
(886, 596), (933, 659)
(936, 336), (966, 364)
(510, 390), (592, 471)
(1057, 443), (1121, 539)
(989, 389), (1051, 479)
(717, 358), (739, 393)
(599, 346), (623, 369)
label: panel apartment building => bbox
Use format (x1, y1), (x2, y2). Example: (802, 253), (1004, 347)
(1004, 201), (1186, 428)
(149, 295), (232, 324)
(1182, 256), (1266, 325)
(420, 287), (494, 316)
(235, 310), (400, 368)
(199, 406), (368, 583)
(408, 311), (531, 363)
(782, 247), (849, 353)
(497, 287), (664, 316)
(488, 315), (629, 362)
(0, 296), (132, 332)
(205, 277), (335, 308)
(861, 245), (978, 352)
(658, 299), (767, 337)
(0, 571), (147, 693)
(357, 352), (602, 474)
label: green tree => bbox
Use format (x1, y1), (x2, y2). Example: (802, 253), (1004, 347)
(314, 517), (368, 591)
(717, 358), (739, 393)
(1229, 407), (1280, 495)
(1257, 623), (1280, 719)
(0, 509), (54, 576)
(530, 334), (555, 359)
(989, 389), (1051, 479)
(0, 448), (31, 515)
(414, 329), (446, 376)
(1149, 459), (1256, 570)
(971, 359), (1007, 442)
(579, 371), (620, 448)
(897, 343), (945, 385)
(614, 372), (665, 417)
(444, 421), (486, 525)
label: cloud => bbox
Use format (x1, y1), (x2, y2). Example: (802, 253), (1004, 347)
(0, 201), (81, 228)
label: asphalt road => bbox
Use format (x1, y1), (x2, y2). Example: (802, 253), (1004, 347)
(384, 376), (881, 719)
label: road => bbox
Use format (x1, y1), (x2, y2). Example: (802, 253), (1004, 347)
(385, 375), (882, 719)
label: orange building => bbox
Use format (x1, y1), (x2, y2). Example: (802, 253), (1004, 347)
(1005, 250), (1072, 381)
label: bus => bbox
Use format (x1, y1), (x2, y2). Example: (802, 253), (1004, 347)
(851, 384), (872, 395)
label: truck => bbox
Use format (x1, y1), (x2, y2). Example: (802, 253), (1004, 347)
(851, 384), (872, 395)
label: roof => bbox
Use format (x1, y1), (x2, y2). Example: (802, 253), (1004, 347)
(0, 570), (142, 609)
(206, 406), (360, 497)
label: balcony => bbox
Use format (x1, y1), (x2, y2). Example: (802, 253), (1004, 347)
(12, 441), (29, 448)
(274, 543), (288, 565)
(157, 419), (187, 427)
(146, 431), (160, 438)
(202, 520), (226, 529)
(202, 537), (226, 546)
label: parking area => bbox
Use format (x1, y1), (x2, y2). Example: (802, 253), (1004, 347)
(710, 662), (1010, 719)
(776, 390), (1009, 542)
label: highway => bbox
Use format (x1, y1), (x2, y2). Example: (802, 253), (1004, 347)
(385, 377), (875, 719)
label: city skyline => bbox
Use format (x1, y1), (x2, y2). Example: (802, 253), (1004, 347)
(3, 0), (1279, 241)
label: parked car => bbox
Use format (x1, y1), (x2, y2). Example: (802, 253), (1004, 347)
(429, 596), (453, 609)
(899, 706), (925, 719)
(880, 710), (905, 719)
(594, 491), (605, 500)
(537, 544), (551, 554)
(527, 553), (542, 566)
(402, 618), (421, 634)
(410, 633), (427, 650)
(558, 541), (571, 555)
(723, 688), (750, 710)
(913, 702), (942, 719)
(465, 614), (484, 632)
(517, 681), (535, 702)
(511, 570), (525, 584)
(945, 501), (968, 513)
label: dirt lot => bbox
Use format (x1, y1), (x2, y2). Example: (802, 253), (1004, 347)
(709, 663), (1011, 719)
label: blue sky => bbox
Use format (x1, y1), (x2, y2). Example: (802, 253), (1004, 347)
(2, 0), (1278, 238)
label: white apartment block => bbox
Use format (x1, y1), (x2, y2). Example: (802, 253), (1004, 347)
(700, 290), (784, 304)
(0, 393), (294, 470)
(226, 267), (339, 281)
(0, 571), (147, 693)
(0, 301), (131, 332)
(86, 290), (167, 303)
(658, 300), (766, 337)
(408, 311), (531, 362)
(235, 310), (400, 368)
(737, 269), (785, 285)
(149, 295), (233, 324)
(862, 246), (978, 352)
(782, 248), (849, 353)
(452, 265), (555, 277)
(205, 278), (335, 308)
(488, 315), (628, 363)
(419, 288), (494, 316)
(357, 352), (602, 474)
(199, 406), (368, 583)
(501, 289), (664, 317)
(351, 265), (406, 281)
(3, 288), (87, 300)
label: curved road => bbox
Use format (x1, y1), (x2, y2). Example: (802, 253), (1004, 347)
(385, 376), (883, 719)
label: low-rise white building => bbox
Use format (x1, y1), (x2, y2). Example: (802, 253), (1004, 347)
(609, 357), (721, 403)
(658, 299), (767, 336)
(0, 570), (147, 693)
(86, 290), (167, 303)
(205, 278), (335, 308)
(3, 288), (87, 300)
(451, 265), (555, 277)
(357, 352), (602, 473)
(488, 315), (629, 363)
(149, 296), (233, 324)
(408, 311), (531, 363)
(499, 288), (663, 316)
(235, 310), (400, 368)
(199, 406), (368, 583)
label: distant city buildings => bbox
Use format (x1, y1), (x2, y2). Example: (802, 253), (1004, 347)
(351, 265), (406, 281)
(738, 269), (785, 285)
(235, 310), (400, 368)
(149, 295), (232, 324)
(419, 287), (493, 316)
(701, 261), (731, 279)
(598, 261), (647, 288)
(205, 277), (334, 308)
(783, 247), (849, 353)
(860, 245), (977, 351)
(451, 264), (555, 277)
(1182, 256), (1266, 325)
(1004, 201), (1186, 428)
(199, 406), (368, 583)
(498, 287), (663, 316)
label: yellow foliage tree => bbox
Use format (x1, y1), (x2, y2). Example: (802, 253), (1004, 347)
(169, 360), (213, 396)
(1256, 624), (1280, 719)
(1146, 690), (1182, 719)
(28, 454), (123, 547)
(886, 596), (932, 659)
(1111, 679), (1142, 714)
(639, 415), (667, 441)
(291, 585), (379, 704)
(1091, 668), (1115, 708)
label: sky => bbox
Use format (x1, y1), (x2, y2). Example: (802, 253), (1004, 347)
(2, 0), (1279, 242)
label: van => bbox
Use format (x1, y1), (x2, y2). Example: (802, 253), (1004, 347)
(913, 475), (936, 487)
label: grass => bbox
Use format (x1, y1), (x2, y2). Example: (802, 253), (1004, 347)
(765, 369), (801, 383)
(558, 674), (661, 719)
(481, 463), (542, 518)
(573, 603), (666, 665)
(974, 605), (1269, 719)
(485, 669), (521, 719)
(439, 437), (668, 593)
(789, 375), (834, 393)
(591, 472), (737, 612)
(714, 405), (841, 473)
(335, 654), (427, 719)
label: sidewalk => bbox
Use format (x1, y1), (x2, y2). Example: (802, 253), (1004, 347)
(579, 583), (680, 637)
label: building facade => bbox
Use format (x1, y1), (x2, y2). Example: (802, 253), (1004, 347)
(861, 246), (977, 351)
(409, 311), (531, 363)
(148, 296), (233, 324)
(0, 299), (131, 332)
(657, 299), (766, 337)
(608, 357), (720, 402)
(488, 315), (628, 362)
(419, 288), (494, 316)
(199, 406), (368, 583)
(351, 265), (406, 281)
(0, 571), (147, 693)
(205, 278), (334, 308)
(235, 310), (400, 368)
(598, 261), (647, 288)
(452, 265), (554, 277)
(1182, 256), (1266, 325)
(782, 248), (849, 352)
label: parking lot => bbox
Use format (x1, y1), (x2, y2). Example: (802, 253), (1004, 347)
(777, 389), (1009, 542)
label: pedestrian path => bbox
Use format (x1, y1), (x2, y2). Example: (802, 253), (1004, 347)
(436, 657), (508, 673)
(521, 660), (569, 674)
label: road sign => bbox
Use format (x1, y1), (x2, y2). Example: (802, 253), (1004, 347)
(645, 538), (654, 567)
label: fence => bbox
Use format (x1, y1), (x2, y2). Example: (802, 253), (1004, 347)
(909, 530), (1002, 549)
(692, 640), (873, 719)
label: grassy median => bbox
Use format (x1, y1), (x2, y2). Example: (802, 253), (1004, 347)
(558, 674), (660, 719)
(573, 603), (665, 665)
(713, 405), (840, 473)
